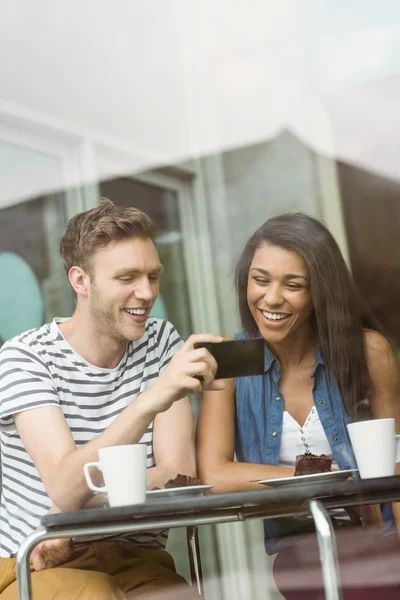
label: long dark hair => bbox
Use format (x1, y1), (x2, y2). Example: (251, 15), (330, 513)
(235, 213), (385, 420)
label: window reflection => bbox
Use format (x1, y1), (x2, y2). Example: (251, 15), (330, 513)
(0, 193), (74, 345)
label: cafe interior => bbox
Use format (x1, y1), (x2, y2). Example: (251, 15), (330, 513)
(1, 1), (400, 598)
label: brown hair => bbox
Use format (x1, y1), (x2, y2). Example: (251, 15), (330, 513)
(235, 212), (385, 420)
(60, 197), (156, 276)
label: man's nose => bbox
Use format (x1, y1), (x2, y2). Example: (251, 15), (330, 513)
(135, 278), (156, 301)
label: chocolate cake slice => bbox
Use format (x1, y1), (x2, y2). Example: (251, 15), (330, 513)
(294, 453), (332, 476)
(164, 473), (203, 488)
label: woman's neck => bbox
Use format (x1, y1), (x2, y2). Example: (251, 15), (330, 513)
(268, 324), (316, 368)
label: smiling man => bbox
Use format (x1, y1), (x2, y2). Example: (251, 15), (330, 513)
(0, 198), (222, 599)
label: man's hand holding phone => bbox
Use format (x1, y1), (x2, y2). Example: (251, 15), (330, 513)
(153, 334), (225, 409)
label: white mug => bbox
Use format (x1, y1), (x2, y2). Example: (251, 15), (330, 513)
(84, 444), (147, 506)
(347, 418), (400, 479)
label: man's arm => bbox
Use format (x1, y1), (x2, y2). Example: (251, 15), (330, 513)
(14, 394), (156, 512)
(13, 333), (223, 512)
(31, 396), (196, 570)
(147, 396), (196, 490)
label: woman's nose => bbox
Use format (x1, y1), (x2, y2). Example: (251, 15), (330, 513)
(264, 285), (283, 307)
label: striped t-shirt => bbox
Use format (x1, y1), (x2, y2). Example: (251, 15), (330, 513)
(0, 317), (182, 557)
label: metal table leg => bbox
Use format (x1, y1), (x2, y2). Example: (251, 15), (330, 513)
(309, 499), (343, 600)
(187, 526), (204, 596)
(16, 528), (49, 600)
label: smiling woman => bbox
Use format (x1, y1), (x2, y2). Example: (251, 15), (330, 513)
(197, 212), (400, 599)
(246, 244), (314, 346)
(234, 212), (384, 420)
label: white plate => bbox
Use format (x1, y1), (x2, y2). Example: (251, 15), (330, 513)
(146, 484), (213, 500)
(255, 469), (358, 488)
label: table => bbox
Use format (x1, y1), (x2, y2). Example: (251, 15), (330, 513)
(16, 475), (400, 600)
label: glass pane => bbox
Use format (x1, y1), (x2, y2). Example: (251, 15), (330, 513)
(0, 193), (75, 346)
(0, 141), (76, 346)
(100, 177), (193, 340)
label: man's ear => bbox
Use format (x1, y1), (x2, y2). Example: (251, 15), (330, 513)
(68, 266), (90, 298)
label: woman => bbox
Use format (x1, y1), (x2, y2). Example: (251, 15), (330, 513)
(197, 213), (400, 598)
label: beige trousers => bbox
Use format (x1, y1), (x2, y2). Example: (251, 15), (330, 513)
(0, 541), (200, 599)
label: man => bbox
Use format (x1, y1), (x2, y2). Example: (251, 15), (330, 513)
(0, 198), (223, 599)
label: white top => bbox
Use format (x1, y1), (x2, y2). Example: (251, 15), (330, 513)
(279, 407), (348, 522)
(279, 406), (339, 469)
(0, 317), (182, 557)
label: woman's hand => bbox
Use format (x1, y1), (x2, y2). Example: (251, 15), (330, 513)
(343, 474), (383, 526)
(350, 504), (384, 526)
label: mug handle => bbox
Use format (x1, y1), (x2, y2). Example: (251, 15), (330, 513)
(83, 461), (107, 494)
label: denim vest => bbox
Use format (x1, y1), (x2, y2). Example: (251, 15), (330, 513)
(234, 331), (360, 554)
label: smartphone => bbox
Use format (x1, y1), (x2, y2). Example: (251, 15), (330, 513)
(194, 338), (265, 379)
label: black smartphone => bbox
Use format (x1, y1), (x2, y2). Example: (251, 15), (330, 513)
(194, 338), (265, 379)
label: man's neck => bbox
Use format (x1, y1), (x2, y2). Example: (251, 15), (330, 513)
(57, 314), (128, 369)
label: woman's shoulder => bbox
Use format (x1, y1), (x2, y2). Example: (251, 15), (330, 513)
(233, 330), (246, 340)
(362, 329), (398, 384)
(362, 330), (400, 410)
(363, 328), (393, 358)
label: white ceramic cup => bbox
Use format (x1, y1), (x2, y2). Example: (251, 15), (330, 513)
(347, 418), (400, 479)
(84, 444), (147, 506)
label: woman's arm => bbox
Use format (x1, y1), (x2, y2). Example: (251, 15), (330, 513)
(196, 377), (294, 494)
(365, 330), (400, 425)
(363, 331), (400, 527)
